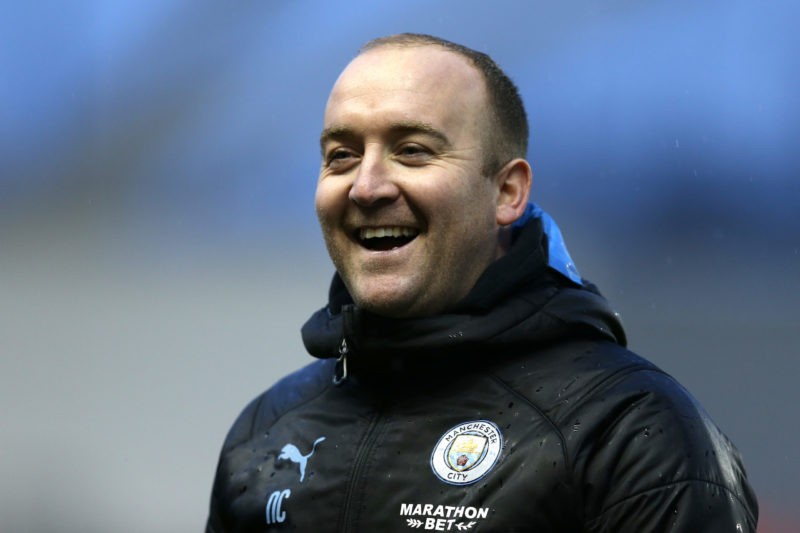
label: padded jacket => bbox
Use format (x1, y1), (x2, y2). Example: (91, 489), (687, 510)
(206, 218), (757, 532)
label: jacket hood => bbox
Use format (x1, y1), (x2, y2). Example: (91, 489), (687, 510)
(301, 206), (627, 378)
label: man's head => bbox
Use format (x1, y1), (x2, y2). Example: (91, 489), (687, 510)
(316, 34), (532, 318)
(360, 33), (529, 176)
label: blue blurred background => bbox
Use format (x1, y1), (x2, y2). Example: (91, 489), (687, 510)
(1, 1), (798, 531)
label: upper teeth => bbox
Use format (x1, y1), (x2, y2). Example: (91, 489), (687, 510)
(360, 227), (417, 240)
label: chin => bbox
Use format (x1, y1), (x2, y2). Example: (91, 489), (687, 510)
(356, 297), (414, 318)
(351, 288), (424, 318)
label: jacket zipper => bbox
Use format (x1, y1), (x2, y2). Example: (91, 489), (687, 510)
(334, 305), (356, 385)
(333, 338), (349, 385)
(336, 304), (385, 531)
(339, 406), (384, 532)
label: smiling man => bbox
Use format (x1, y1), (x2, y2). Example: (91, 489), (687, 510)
(316, 41), (529, 318)
(207, 34), (757, 532)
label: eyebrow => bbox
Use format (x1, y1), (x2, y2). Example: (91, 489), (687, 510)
(319, 121), (452, 154)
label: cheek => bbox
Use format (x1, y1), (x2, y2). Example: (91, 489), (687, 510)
(448, 181), (497, 221)
(314, 181), (343, 222)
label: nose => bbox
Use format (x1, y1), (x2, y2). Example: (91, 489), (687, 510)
(348, 148), (399, 207)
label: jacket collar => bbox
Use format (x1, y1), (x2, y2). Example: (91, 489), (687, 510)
(301, 210), (626, 381)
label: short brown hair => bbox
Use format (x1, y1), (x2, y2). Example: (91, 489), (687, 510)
(360, 33), (529, 176)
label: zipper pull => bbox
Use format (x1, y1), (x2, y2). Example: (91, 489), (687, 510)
(333, 338), (349, 385)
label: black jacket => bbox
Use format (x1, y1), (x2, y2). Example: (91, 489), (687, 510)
(207, 219), (757, 532)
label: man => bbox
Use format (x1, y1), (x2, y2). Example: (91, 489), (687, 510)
(207, 33), (757, 531)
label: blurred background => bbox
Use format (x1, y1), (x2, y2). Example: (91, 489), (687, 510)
(1, 1), (797, 531)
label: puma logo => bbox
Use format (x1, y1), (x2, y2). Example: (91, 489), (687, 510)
(278, 437), (326, 482)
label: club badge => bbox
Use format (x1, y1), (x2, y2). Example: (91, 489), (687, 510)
(430, 420), (503, 485)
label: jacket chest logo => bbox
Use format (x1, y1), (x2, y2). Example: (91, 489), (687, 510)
(430, 421), (502, 485)
(265, 436), (327, 526)
(277, 436), (326, 483)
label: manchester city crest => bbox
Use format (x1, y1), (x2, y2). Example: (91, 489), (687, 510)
(430, 420), (503, 485)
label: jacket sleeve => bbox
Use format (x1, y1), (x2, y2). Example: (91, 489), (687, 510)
(205, 392), (265, 533)
(578, 368), (758, 532)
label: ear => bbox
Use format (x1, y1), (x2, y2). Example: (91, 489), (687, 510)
(494, 158), (532, 226)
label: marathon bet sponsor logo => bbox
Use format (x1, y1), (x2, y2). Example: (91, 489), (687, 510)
(400, 502), (489, 530)
(430, 420), (502, 485)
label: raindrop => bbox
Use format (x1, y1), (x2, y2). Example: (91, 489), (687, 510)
(561, 377), (578, 392)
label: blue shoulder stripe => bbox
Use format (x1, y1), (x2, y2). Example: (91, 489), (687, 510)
(513, 203), (583, 285)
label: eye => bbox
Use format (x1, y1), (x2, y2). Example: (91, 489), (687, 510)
(325, 148), (359, 172)
(395, 143), (433, 164)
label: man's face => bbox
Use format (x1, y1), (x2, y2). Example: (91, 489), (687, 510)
(316, 45), (505, 317)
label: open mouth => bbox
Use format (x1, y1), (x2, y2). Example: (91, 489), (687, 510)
(357, 226), (419, 251)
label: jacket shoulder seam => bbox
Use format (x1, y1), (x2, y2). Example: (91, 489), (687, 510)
(586, 477), (757, 526)
(488, 373), (571, 470)
(226, 362), (333, 449)
(576, 362), (671, 406)
(253, 378), (331, 437)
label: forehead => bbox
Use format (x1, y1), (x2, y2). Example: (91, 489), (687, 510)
(323, 45), (488, 134)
